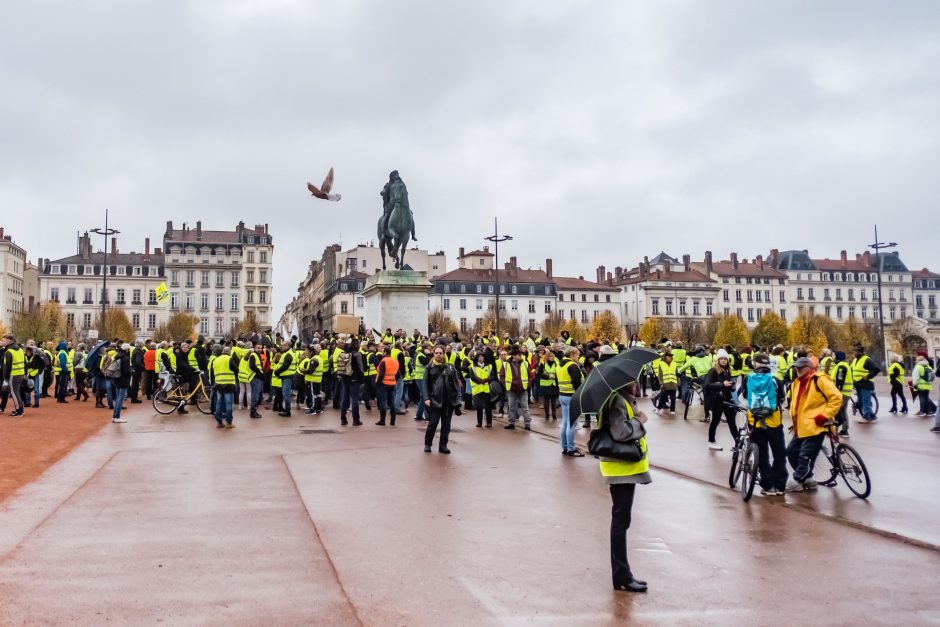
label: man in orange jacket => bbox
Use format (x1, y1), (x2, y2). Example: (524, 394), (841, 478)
(785, 356), (843, 492)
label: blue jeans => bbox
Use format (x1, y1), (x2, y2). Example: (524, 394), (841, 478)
(559, 395), (577, 451)
(786, 433), (825, 483)
(340, 378), (361, 421)
(31, 373), (43, 405)
(215, 390), (234, 424)
(856, 386), (874, 420)
(415, 378), (428, 420)
(250, 379), (263, 413)
(281, 376), (293, 412)
(394, 378), (404, 412)
(112, 387), (127, 419)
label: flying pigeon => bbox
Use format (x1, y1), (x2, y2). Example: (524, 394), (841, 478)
(307, 167), (342, 201)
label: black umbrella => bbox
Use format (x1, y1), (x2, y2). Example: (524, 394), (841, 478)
(570, 347), (659, 419)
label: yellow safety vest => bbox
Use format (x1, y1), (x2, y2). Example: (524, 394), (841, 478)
(774, 355), (787, 380)
(8, 347), (25, 377)
(850, 355), (870, 385)
(67, 349), (75, 374)
(556, 359), (578, 395)
(54, 349), (67, 375)
(598, 396), (649, 478)
(188, 347), (199, 370)
(504, 361), (529, 391)
(916, 363), (934, 391)
(540, 362), (558, 387)
(238, 352), (260, 383)
(658, 361), (678, 385)
(471, 364), (492, 396)
(834, 362), (854, 396)
(281, 350), (298, 377)
(212, 354), (236, 385)
(317, 349), (330, 376)
(887, 362), (904, 383)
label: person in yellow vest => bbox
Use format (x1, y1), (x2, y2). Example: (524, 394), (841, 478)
(537, 349), (559, 420)
(209, 344), (239, 428)
(274, 341), (298, 417)
(913, 351), (937, 418)
(1, 334), (27, 416)
(469, 351), (494, 427)
(109, 343), (133, 424)
(830, 351), (854, 437)
(270, 349), (284, 412)
(239, 342), (266, 419)
(53, 340), (72, 403)
(557, 346), (583, 456)
(887, 355), (908, 414)
(598, 383), (650, 593)
(41, 341), (55, 398)
(412, 344), (430, 421)
(655, 352), (678, 415)
(501, 348), (531, 430)
(850, 345), (879, 422)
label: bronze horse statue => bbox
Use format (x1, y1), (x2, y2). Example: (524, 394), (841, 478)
(377, 170), (416, 270)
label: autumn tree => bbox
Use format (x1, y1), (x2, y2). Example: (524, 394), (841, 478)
(750, 311), (789, 349)
(787, 313), (828, 353)
(560, 317), (586, 344)
(471, 309), (498, 336)
(151, 323), (172, 343)
(39, 301), (68, 340)
(589, 311), (622, 343)
(815, 315), (846, 351)
(637, 317), (672, 347)
(96, 309), (136, 342)
(230, 310), (261, 340)
(540, 312), (566, 340)
(841, 315), (871, 350)
(674, 318), (706, 347)
(712, 314), (750, 348)
(166, 313), (199, 342)
(428, 309), (457, 336)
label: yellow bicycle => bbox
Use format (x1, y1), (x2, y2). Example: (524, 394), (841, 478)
(153, 374), (212, 415)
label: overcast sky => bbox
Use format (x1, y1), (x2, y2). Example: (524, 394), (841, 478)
(2, 1), (938, 316)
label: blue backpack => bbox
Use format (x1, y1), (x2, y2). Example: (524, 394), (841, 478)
(747, 372), (777, 420)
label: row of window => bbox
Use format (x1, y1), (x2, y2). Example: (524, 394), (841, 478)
(65, 312), (158, 331)
(723, 289), (781, 304)
(51, 287), (156, 305)
(442, 298), (554, 314)
(796, 304), (907, 321)
(197, 317), (247, 336)
(169, 292), (242, 312)
(650, 299), (714, 317)
(168, 247), (268, 263)
(915, 279), (939, 289)
(170, 270), (243, 288)
(440, 283), (554, 296)
(49, 264), (160, 277)
(720, 277), (784, 285)
(794, 287), (906, 302)
(795, 272), (907, 283)
(456, 318), (541, 334)
(559, 293), (613, 303)
(915, 295), (937, 308)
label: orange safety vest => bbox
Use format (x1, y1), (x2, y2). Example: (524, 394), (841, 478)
(379, 356), (399, 386)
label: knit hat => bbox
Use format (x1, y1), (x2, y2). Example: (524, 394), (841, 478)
(599, 345), (614, 355)
(715, 349), (730, 360)
(121, 343), (131, 351)
(917, 350), (928, 358)
(835, 351), (846, 361)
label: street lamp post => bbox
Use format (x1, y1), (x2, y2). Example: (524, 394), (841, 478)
(484, 217), (512, 339)
(869, 224), (896, 368)
(91, 209), (120, 327)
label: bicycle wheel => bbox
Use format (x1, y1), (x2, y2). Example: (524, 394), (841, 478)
(836, 444), (871, 499)
(153, 388), (178, 415)
(814, 442), (838, 487)
(870, 394), (879, 417)
(741, 442), (758, 501)
(728, 446), (741, 488)
(683, 390), (693, 420)
(195, 386), (213, 415)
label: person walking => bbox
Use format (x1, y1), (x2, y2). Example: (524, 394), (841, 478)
(703, 349), (740, 450)
(53, 340), (72, 404)
(887, 355), (908, 414)
(423, 345), (458, 453)
(110, 343), (133, 423)
(469, 351), (493, 428)
(501, 349), (531, 430)
(72, 343), (90, 402)
(850, 345), (879, 422)
(374, 345), (397, 426)
(598, 383), (650, 593)
(831, 351), (854, 437)
(785, 357), (843, 492)
(1, 335), (26, 417)
(210, 345), (239, 428)
(557, 346), (584, 456)
(913, 351), (937, 417)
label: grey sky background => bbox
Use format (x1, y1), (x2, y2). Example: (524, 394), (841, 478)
(2, 1), (939, 317)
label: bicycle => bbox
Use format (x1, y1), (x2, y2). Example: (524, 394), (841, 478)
(849, 390), (879, 419)
(153, 372), (213, 415)
(812, 419), (871, 498)
(726, 402), (759, 502)
(681, 377), (707, 421)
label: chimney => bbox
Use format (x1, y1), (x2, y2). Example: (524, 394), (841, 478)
(643, 256), (649, 265)
(597, 265), (606, 283)
(111, 237), (117, 259)
(769, 248), (780, 267)
(705, 250), (714, 275)
(459, 247), (465, 258)
(863, 251), (871, 265)
(840, 250), (848, 267)
(483, 245), (490, 253)
(756, 254), (763, 270)
(615, 266), (623, 280)
(145, 237), (150, 256)
(196, 221), (203, 240)
(510, 256), (517, 270)
(607, 271), (613, 285)
(154, 247), (162, 255)
(264, 223), (268, 234)
(79, 232), (92, 260)
(730, 252), (739, 269)
(656, 269), (662, 279)
(579, 275), (584, 281)
(663, 259), (671, 274)
(682, 254), (691, 272)
(546, 258), (553, 278)
(0, 228), (3, 239)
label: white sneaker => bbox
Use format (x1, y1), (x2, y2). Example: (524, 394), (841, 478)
(785, 479), (804, 492)
(708, 443), (722, 451)
(670, 411), (676, 415)
(112, 418), (127, 423)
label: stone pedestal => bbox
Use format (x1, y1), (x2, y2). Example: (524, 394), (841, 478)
(361, 270), (431, 335)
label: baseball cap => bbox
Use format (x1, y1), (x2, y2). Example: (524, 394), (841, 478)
(753, 353), (770, 366)
(794, 356), (814, 369)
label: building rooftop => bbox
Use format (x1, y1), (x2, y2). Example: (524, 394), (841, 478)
(913, 268), (940, 279)
(614, 267), (715, 286)
(433, 267), (552, 284)
(459, 248), (494, 258)
(552, 276), (620, 292)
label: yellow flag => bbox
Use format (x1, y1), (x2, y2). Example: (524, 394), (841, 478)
(155, 282), (170, 304)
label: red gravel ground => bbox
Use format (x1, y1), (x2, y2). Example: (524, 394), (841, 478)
(0, 396), (114, 503)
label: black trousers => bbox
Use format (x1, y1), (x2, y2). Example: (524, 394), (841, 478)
(141, 370), (155, 399)
(609, 483), (636, 585)
(751, 425), (788, 491)
(55, 373), (70, 401)
(657, 389), (676, 412)
(474, 393), (492, 426)
(130, 369), (142, 401)
(707, 398), (739, 444)
(541, 390), (558, 418)
(425, 405), (453, 449)
(377, 384), (396, 422)
(890, 381), (908, 411)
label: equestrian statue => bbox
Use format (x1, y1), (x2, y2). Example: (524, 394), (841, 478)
(377, 170), (417, 270)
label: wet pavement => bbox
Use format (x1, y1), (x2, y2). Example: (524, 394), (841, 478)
(0, 393), (938, 625)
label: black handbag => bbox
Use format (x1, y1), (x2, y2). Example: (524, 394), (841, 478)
(588, 397), (647, 462)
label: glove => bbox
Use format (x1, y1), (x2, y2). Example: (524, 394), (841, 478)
(813, 414), (828, 426)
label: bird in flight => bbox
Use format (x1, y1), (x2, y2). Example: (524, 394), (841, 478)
(307, 167), (342, 201)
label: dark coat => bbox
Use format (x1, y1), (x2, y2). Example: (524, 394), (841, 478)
(424, 361), (460, 410)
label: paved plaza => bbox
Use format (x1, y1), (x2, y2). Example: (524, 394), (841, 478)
(0, 388), (938, 625)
